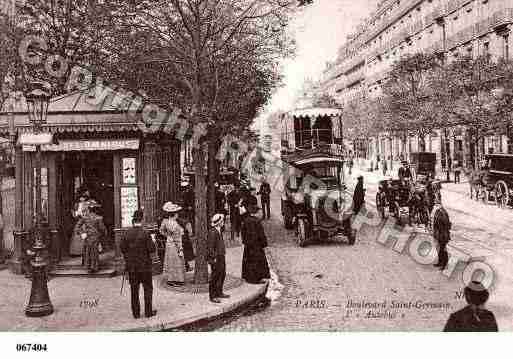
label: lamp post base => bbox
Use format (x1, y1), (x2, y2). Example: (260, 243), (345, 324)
(25, 261), (53, 317)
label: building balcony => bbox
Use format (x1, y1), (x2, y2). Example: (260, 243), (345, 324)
(346, 68), (365, 87)
(491, 8), (513, 30)
(445, 0), (473, 16)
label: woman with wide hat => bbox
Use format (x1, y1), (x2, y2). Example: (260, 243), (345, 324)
(160, 202), (185, 286)
(74, 200), (107, 273)
(444, 281), (498, 331)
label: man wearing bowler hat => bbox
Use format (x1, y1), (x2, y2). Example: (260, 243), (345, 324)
(398, 160), (412, 182)
(207, 213), (230, 303)
(120, 209), (157, 319)
(444, 281), (498, 331)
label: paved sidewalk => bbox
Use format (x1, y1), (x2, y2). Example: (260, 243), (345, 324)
(0, 246), (267, 331)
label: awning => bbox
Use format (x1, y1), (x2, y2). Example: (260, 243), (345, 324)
(23, 138), (140, 152)
(295, 157), (344, 165)
(289, 107), (342, 118)
(18, 133), (54, 146)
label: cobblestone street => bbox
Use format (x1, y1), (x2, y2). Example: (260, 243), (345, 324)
(216, 188), (513, 331)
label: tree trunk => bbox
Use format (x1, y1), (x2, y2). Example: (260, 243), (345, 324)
(389, 137), (393, 171)
(193, 143), (209, 285)
(508, 123), (513, 154)
(474, 128), (480, 170)
(207, 134), (219, 223)
(444, 128), (450, 182)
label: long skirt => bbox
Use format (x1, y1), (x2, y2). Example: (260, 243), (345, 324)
(182, 236), (195, 262)
(241, 246), (270, 284)
(69, 231), (84, 256)
(83, 241), (99, 272)
(163, 241), (185, 282)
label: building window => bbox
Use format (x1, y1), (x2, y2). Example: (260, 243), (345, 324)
(483, 41), (489, 56)
(504, 34), (510, 60)
(467, 47), (472, 57)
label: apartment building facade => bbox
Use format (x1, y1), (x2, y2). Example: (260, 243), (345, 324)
(320, 0), (513, 171)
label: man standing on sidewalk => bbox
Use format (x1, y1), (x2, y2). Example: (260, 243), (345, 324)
(120, 209), (157, 319)
(257, 177), (271, 220)
(208, 214), (229, 303)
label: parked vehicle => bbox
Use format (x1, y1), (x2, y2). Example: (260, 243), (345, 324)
(483, 153), (513, 207)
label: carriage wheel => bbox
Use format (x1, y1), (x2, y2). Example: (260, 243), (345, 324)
(495, 181), (509, 208)
(297, 218), (308, 247)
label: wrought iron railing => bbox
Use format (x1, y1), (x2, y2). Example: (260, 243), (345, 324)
(281, 129), (342, 151)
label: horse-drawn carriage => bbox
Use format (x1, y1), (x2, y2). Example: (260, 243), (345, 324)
(469, 154), (513, 207)
(280, 145), (356, 247)
(375, 152), (441, 226)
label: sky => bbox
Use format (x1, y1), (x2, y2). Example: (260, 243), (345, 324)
(255, 0), (376, 132)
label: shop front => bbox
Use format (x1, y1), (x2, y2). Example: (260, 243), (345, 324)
(0, 92), (181, 275)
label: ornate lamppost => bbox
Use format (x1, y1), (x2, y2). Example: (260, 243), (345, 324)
(24, 81), (53, 317)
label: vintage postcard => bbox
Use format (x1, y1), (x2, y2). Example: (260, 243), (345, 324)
(0, 0), (512, 356)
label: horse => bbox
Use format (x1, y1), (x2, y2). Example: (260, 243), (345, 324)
(467, 168), (484, 201)
(407, 181), (430, 227)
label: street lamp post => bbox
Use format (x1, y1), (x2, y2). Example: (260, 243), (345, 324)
(24, 81), (53, 318)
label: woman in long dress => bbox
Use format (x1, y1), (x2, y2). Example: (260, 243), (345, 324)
(160, 202), (185, 286)
(74, 200), (106, 273)
(177, 211), (195, 272)
(241, 204), (270, 284)
(69, 194), (89, 256)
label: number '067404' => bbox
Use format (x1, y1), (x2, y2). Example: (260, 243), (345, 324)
(16, 344), (48, 352)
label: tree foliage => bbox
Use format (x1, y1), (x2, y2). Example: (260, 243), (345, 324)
(382, 53), (441, 150)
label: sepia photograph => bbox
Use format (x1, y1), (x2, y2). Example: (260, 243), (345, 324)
(0, 0), (512, 356)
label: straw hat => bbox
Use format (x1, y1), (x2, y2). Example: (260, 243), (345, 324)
(211, 213), (225, 226)
(162, 202), (182, 213)
(87, 200), (101, 208)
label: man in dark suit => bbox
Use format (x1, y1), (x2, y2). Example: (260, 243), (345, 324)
(444, 281), (498, 332)
(398, 161), (413, 182)
(207, 213), (229, 303)
(432, 204), (451, 270)
(257, 178), (272, 220)
(120, 209), (157, 319)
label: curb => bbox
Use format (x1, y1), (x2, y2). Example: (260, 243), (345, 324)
(117, 281), (269, 332)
